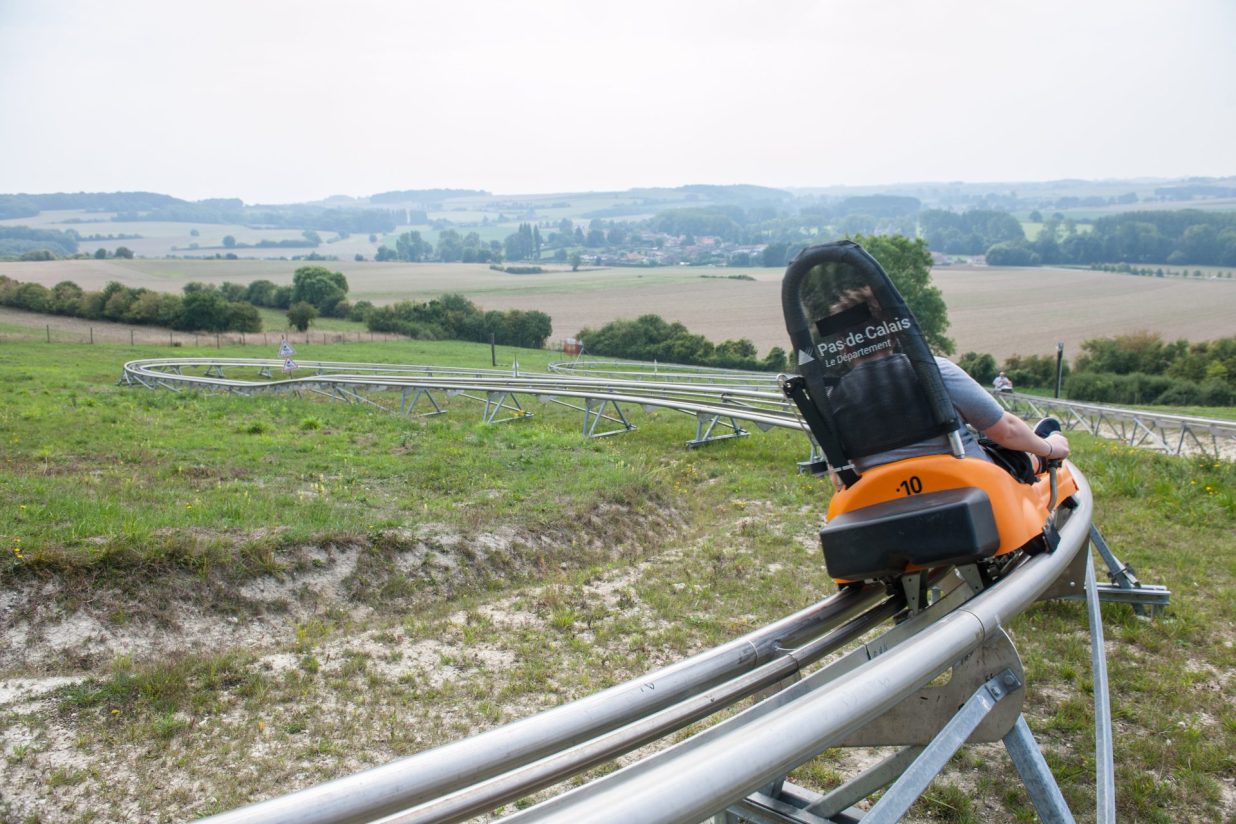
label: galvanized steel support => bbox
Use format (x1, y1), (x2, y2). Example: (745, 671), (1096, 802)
(482, 391), (530, 424)
(400, 387), (445, 417)
(862, 668), (1023, 822)
(582, 397), (635, 438)
(1085, 553), (1117, 824)
(1003, 716), (1076, 824)
(687, 413), (748, 449)
(994, 390), (1236, 458)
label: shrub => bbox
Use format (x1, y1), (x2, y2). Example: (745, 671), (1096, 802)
(365, 293), (551, 349)
(1001, 353), (1067, 388)
(957, 352), (997, 385)
(579, 313), (782, 371)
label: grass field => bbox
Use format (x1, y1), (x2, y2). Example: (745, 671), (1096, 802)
(0, 340), (1232, 823)
(3, 257), (1235, 362)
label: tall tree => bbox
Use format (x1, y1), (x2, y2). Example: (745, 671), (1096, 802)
(290, 266), (349, 315)
(853, 234), (954, 355)
(395, 230), (431, 262)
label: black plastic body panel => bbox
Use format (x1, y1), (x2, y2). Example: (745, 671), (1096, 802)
(821, 487), (1000, 580)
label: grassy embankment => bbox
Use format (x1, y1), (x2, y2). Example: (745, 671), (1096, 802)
(0, 340), (1231, 823)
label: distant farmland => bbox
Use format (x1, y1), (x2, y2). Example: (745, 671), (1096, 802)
(3, 258), (1234, 361)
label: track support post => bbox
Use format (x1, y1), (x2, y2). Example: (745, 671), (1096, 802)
(862, 668), (1026, 823)
(583, 398), (635, 438)
(687, 413), (748, 449)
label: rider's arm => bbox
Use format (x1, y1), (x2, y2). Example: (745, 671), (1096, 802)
(982, 411), (1070, 460)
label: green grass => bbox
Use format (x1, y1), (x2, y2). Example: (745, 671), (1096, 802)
(0, 340), (1232, 823)
(1, 340), (669, 579)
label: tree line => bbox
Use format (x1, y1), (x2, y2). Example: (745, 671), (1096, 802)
(0, 226), (82, 258)
(958, 331), (1235, 406)
(0, 192), (401, 237)
(364, 293), (552, 349)
(986, 211), (1236, 267)
(0, 265), (362, 334)
(0, 276), (262, 333)
(578, 314), (787, 372)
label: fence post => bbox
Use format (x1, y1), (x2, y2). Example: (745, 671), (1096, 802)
(46, 324), (50, 343)
(131, 330), (134, 346)
(90, 327), (93, 344)
(1055, 342), (1065, 399)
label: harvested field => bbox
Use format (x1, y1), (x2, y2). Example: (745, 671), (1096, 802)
(3, 259), (1233, 360)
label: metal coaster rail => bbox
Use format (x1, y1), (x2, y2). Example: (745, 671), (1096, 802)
(120, 357), (803, 449)
(121, 357), (1235, 458)
(994, 390), (1236, 459)
(118, 356), (1160, 822)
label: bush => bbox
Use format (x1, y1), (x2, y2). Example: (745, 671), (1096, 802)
(579, 313), (782, 371)
(365, 293), (552, 349)
(1064, 371), (1233, 406)
(1001, 353), (1066, 388)
(287, 302), (319, 332)
(1076, 331), (1186, 376)
(957, 352), (997, 385)
(985, 242), (1040, 266)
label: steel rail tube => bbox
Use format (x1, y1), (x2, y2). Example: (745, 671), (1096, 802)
(124, 359), (791, 408)
(124, 359), (1236, 446)
(376, 595), (904, 824)
(122, 363), (803, 435)
(1001, 391), (1236, 431)
(199, 584), (885, 824)
(502, 468), (1094, 824)
(548, 362), (781, 388)
(121, 361), (790, 407)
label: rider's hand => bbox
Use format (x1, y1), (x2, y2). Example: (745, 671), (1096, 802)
(1045, 432), (1070, 461)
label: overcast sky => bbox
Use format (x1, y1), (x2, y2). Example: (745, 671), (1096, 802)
(1, 0), (1233, 204)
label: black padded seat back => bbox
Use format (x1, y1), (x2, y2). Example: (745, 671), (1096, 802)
(820, 487), (999, 581)
(829, 353), (942, 459)
(781, 241), (962, 487)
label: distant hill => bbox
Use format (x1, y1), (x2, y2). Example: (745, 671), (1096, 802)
(369, 188), (491, 205)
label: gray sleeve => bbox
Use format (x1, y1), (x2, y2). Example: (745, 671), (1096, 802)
(936, 357), (1004, 431)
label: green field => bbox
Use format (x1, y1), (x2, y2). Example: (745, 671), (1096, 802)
(0, 340), (1232, 823)
(4, 255), (1236, 362)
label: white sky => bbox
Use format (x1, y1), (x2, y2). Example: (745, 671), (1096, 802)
(1, 0), (1233, 204)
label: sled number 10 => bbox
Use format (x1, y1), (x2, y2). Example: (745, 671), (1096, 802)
(897, 476), (923, 496)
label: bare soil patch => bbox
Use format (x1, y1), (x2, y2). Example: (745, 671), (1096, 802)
(0, 503), (684, 823)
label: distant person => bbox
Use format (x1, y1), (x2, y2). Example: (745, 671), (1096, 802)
(993, 371), (1013, 393)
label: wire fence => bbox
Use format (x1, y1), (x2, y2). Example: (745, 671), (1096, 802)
(0, 310), (409, 348)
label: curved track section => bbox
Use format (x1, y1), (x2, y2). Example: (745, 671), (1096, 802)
(123, 357), (1231, 458)
(121, 357), (805, 449)
(123, 357), (1107, 823)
